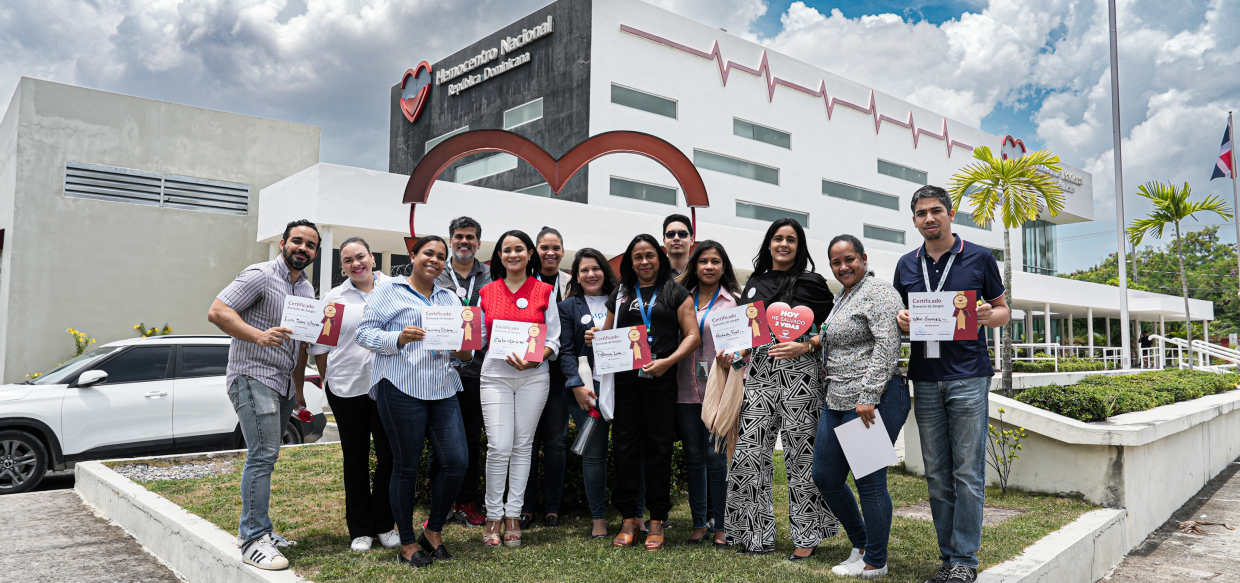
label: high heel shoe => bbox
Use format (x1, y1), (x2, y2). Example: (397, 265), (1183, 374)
(787, 546), (817, 562)
(418, 532), (452, 561)
(503, 517), (522, 547)
(613, 518), (641, 547)
(482, 519), (502, 548)
(644, 520), (665, 551)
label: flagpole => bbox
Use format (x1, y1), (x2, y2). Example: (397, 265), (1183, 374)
(1108, 0), (1132, 369)
(1231, 111), (1240, 298)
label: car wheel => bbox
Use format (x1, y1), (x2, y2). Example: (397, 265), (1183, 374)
(0, 430), (49, 495)
(282, 420), (302, 445)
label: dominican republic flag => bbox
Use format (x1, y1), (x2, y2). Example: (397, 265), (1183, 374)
(1211, 123), (1233, 180)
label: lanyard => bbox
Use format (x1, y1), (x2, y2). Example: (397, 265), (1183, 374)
(635, 287), (658, 342)
(695, 286), (721, 337)
(921, 251), (958, 292)
(825, 285), (855, 328)
(451, 269), (475, 306)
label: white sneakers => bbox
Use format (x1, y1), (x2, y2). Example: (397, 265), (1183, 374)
(376, 529), (401, 549)
(235, 531), (296, 548)
(350, 536), (373, 552)
(832, 548), (888, 578)
(241, 534), (289, 571)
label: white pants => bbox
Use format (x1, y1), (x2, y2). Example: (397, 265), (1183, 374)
(479, 373), (550, 520)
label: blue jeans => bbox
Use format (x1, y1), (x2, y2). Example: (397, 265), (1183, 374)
(523, 378), (568, 515)
(565, 382), (645, 520)
(228, 375), (296, 547)
(913, 376), (990, 569)
(375, 379), (467, 544)
(812, 375), (910, 568)
(675, 403), (728, 531)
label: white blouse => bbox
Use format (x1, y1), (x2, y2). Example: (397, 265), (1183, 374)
(308, 273), (390, 398)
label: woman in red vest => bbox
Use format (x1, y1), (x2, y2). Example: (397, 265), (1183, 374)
(476, 230), (560, 548)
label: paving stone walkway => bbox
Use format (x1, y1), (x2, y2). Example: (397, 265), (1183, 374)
(0, 489), (180, 583)
(1105, 459), (1240, 582)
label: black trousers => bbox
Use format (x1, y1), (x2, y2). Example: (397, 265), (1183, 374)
(612, 370), (677, 522)
(428, 374), (484, 505)
(324, 387), (394, 539)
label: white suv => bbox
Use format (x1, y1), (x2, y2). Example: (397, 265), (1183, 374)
(0, 335), (326, 494)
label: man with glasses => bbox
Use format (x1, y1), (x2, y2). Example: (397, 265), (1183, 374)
(429, 215), (491, 527)
(662, 214), (695, 277)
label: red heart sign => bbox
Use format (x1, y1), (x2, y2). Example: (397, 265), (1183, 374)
(400, 62), (432, 124)
(765, 302), (814, 343)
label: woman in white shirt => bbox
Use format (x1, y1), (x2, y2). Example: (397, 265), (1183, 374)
(307, 237), (399, 553)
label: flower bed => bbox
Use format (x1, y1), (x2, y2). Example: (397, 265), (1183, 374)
(1011, 357), (1112, 374)
(1014, 369), (1240, 422)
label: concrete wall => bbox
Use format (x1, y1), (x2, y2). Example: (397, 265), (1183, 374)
(0, 87), (20, 382)
(1, 78), (319, 382)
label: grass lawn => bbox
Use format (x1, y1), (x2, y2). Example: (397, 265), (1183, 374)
(121, 444), (1095, 582)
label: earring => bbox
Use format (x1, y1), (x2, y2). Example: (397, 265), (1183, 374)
(341, 269), (347, 277)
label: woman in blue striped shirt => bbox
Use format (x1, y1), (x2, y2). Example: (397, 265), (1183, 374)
(356, 235), (475, 569)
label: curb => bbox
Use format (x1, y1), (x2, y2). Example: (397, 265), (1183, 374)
(977, 508), (1129, 583)
(74, 460), (306, 583)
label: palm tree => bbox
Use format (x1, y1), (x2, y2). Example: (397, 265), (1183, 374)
(1127, 181), (1232, 369)
(949, 146), (1065, 395)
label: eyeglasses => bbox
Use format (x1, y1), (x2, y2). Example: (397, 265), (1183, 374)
(665, 230), (690, 240)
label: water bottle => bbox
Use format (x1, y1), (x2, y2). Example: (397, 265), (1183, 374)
(571, 408), (602, 456)
(295, 407), (314, 423)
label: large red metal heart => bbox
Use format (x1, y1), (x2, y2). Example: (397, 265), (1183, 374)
(402, 130), (710, 250)
(765, 302), (814, 343)
(400, 62), (432, 124)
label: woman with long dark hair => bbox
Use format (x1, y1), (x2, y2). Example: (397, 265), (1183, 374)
(475, 230), (561, 547)
(355, 235), (471, 568)
(723, 218), (838, 558)
(674, 240), (741, 547)
(586, 234), (699, 550)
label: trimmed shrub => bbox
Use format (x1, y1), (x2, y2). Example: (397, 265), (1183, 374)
(1011, 358), (1110, 374)
(1016, 370), (1240, 422)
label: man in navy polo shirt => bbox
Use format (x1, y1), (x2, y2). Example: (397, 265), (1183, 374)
(893, 186), (1010, 583)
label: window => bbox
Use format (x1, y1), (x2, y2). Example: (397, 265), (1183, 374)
(65, 162), (249, 216)
(516, 183), (552, 198)
(179, 346), (229, 379)
(611, 84), (677, 119)
(953, 210), (991, 229)
(610, 177), (677, 206)
(736, 201), (808, 227)
(425, 126), (469, 154)
(863, 224), (905, 245)
(504, 98), (544, 129)
(1022, 219), (1057, 275)
(733, 118), (791, 149)
(92, 347), (171, 385)
(822, 180), (898, 210)
(694, 150), (779, 185)
(877, 159), (927, 185)
(453, 154), (518, 183)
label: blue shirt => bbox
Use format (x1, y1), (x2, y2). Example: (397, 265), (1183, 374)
(355, 278), (473, 400)
(893, 234), (1005, 381)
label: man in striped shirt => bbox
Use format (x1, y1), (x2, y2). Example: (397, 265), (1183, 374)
(207, 219), (320, 571)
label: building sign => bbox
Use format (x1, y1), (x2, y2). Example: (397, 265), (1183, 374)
(435, 15), (553, 97)
(400, 62), (433, 124)
(1002, 135), (1083, 194)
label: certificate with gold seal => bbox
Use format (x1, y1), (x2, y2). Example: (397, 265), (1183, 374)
(280, 297), (346, 346)
(486, 320), (548, 362)
(421, 306), (484, 351)
(708, 301), (772, 354)
(591, 325), (652, 376)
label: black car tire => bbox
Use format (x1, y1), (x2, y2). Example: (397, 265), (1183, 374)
(282, 420), (302, 445)
(0, 430), (49, 495)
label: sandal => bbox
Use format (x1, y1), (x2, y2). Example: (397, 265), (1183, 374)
(503, 517), (522, 547)
(483, 519), (502, 547)
(613, 518), (641, 547)
(644, 520), (665, 551)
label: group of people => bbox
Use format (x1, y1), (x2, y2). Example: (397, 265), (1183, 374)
(208, 184), (1009, 583)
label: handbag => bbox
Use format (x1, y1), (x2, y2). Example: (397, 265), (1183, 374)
(595, 290), (624, 422)
(701, 357), (745, 462)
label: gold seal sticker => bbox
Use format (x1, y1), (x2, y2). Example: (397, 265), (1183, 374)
(628, 327), (643, 360)
(321, 304), (338, 337)
(461, 309), (475, 322)
(526, 325), (541, 355)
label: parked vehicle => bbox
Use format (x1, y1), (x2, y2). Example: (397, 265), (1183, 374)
(0, 335), (326, 494)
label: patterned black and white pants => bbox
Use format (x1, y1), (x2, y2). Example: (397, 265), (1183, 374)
(726, 347), (838, 551)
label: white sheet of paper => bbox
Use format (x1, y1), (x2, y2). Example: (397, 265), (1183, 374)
(592, 327), (642, 375)
(833, 410), (899, 480)
(421, 305), (466, 350)
(908, 291), (957, 341)
(709, 304), (758, 354)
(280, 297), (330, 344)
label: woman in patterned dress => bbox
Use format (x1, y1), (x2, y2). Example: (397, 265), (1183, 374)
(722, 218), (838, 558)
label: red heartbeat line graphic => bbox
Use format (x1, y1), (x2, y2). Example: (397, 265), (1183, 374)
(619, 25), (974, 157)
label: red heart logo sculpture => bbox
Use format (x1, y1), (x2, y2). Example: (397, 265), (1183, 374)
(765, 302), (814, 343)
(402, 130), (711, 249)
(400, 62), (432, 124)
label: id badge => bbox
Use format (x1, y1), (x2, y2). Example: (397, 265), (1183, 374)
(638, 369), (653, 379)
(696, 360), (709, 381)
(925, 341), (941, 359)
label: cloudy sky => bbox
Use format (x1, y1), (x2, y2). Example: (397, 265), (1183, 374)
(2, 0), (1237, 272)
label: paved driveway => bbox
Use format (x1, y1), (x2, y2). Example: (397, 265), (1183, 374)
(0, 489), (180, 583)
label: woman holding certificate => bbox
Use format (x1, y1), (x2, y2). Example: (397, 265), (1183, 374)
(355, 235), (472, 569)
(813, 234), (907, 578)
(724, 218), (837, 559)
(674, 241), (740, 547)
(476, 230), (561, 548)
(586, 234), (699, 551)
(305, 237), (399, 553)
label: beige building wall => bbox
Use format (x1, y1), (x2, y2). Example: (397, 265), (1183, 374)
(0, 78), (320, 382)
